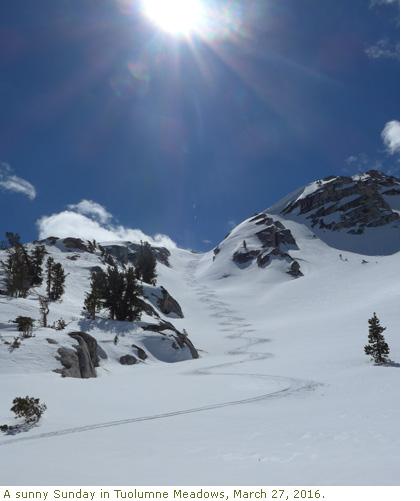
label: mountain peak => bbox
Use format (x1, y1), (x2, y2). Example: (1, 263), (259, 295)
(265, 170), (399, 255)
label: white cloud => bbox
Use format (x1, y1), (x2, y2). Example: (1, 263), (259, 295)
(381, 120), (400, 154)
(67, 200), (113, 224)
(36, 201), (177, 249)
(0, 162), (37, 200)
(365, 39), (399, 59)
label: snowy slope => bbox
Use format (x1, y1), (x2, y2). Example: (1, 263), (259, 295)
(0, 178), (399, 487)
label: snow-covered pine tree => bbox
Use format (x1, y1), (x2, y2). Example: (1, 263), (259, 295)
(364, 312), (390, 364)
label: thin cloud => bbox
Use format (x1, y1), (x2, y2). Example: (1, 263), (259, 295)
(36, 201), (177, 249)
(370, 0), (399, 6)
(381, 120), (400, 155)
(0, 162), (37, 200)
(365, 39), (399, 59)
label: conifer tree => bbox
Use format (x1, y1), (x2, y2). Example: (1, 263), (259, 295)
(50, 262), (66, 300)
(86, 265), (144, 321)
(134, 241), (157, 285)
(38, 296), (50, 328)
(45, 257), (54, 298)
(45, 257), (66, 300)
(84, 270), (103, 320)
(364, 312), (390, 364)
(121, 267), (144, 321)
(0, 233), (30, 297)
(28, 245), (47, 286)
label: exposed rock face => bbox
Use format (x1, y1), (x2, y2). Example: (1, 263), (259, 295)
(279, 171), (399, 235)
(229, 213), (302, 275)
(265, 170), (400, 255)
(102, 242), (171, 267)
(103, 244), (129, 264)
(175, 329), (199, 359)
(232, 250), (259, 265)
(153, 247), (171, 267)
(153, 287), (184, 318)
(62, 238), (91, 253)
(55, 348), (82, 378)
(55, 332), (99, 379)
(68, 332), (100, 368)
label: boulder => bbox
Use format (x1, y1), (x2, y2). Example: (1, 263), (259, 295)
(68, 332), (100, 367)
(55, 348), (81, 378)
(55, 332), (100, 379)
(120, 355), (138, 365)
(288, 260), (303, 277)
(155, 287), (184, 318)
(142, 321), (199, 359)
(132, 344), (148, 360)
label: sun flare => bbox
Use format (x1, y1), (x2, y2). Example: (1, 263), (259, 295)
(141, 0), (205, 36)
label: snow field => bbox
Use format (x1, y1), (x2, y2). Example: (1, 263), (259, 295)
(0, 217), (399, 486)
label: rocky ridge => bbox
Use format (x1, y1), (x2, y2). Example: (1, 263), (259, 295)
(266, 170), (400, 255)
(211, 213), (303, 278)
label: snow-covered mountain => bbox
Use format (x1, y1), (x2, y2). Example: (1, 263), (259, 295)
(0, 171), (400, 486)
(266, 170), (400, 255)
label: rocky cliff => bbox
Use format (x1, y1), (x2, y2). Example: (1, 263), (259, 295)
(266, 170), (399, 255)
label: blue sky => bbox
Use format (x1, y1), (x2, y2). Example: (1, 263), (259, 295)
(0, 0), (400, 251)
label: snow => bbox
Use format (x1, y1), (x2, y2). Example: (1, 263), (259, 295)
(0, 217), (399, 489)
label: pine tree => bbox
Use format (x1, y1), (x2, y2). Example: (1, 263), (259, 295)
(364, 312), (390, 364)
(28, 245), (47, 286)
(104, 265), (126, 320)
(121, 267), (144, 321)
(0, 233), (30, 298)
(85, 265), (144, 321)
(45, 257), (54, 298)
(50, 262), (66, 300)
(84, 270), (103, 320)
(134, 241), (157, 285)
(38, 296), (50, 328)
(45, 257), (66, 300)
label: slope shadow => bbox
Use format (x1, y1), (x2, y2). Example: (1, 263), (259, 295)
(375, 361), (400, 368)
(77, 316), (139, 335)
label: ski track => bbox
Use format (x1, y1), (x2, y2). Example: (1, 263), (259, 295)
(0, 254), (320, 447)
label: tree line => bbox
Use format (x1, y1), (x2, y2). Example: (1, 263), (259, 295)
(0, 232), (66, 300)
(84, 241), (157, 322)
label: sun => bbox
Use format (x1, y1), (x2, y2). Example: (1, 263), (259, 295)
(141, 0), (205, 36)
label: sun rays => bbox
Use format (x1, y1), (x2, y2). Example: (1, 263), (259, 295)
(141, 0), (205, 36)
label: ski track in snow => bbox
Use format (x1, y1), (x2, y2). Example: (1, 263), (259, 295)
(0, 254), (320, 447)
